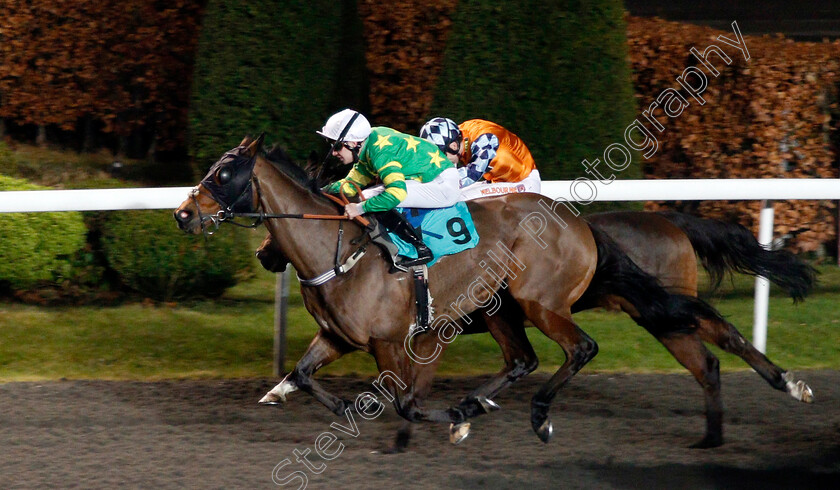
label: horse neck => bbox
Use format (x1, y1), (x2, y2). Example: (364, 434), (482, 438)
(253, 157), (351, 279)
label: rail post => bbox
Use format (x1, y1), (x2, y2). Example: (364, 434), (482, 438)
(753, 199), (775, 353)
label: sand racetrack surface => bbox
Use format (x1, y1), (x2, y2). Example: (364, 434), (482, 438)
(2, 370), (839, 489)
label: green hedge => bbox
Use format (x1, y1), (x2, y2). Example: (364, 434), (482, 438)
(189, 0), (368, 172)
(100, 210), (252, 301)
(0, 175), (88, 291)
(430, 0), (639, 182)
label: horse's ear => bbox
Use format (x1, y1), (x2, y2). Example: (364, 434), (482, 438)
(239, 135), (253, 147)
(245, 133), (266, 157)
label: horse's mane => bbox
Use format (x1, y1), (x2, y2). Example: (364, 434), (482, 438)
(263, 146), (313, 188)
(264, 145), (351, 190)
(262, 145), (344, 207)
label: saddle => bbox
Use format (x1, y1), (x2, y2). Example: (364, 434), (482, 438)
(257, 192), (479, 335)
(372, 203), (480, 270)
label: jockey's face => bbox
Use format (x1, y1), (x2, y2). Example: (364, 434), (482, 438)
(330, 140), (361, 165)
(446, 140), (462, 165)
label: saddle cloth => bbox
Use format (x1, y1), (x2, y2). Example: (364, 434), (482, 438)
(388, 201), (479, 267)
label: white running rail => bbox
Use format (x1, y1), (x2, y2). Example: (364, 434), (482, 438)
(4, 178), (840, 353)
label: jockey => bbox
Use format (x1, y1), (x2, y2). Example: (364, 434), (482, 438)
(419, 117), (541, 200)
(319, 109), (461, 267)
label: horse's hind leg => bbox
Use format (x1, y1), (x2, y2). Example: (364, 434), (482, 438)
(456, 308), (538, 417)
(520, 304), (598, 443)
(391, 307), (537, 450)
(696, 316), (814, 402)
(370, 339), (492, 445)
(655, 332), (724, 448)
(259, 330), (358, 416)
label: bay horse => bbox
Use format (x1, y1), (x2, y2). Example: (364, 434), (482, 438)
(379, 210), (817, 450)
(255, 157), (817, 450)
(174, 135), (718, 444)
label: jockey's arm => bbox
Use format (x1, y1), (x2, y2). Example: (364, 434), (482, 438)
(461, 132), (498, 187)
(324, 164), (373, 196)
(360, 160), (407, 213)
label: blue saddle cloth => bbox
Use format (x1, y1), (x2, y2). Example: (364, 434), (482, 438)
(389, 201), (479, 267)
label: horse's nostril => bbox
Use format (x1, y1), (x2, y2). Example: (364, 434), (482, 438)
(178, 210), (191, 221)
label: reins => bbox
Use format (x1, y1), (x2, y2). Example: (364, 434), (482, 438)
(192, 169), (373, 286)
(192, 176), (371, 234)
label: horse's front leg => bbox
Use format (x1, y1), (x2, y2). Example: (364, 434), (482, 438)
(370, 339), (474, 445)
(259, 329), (356, 416)
(390, 330), (450, 452)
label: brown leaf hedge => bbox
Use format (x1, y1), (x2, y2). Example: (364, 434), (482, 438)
(2, 5), (838, 251)
(627, 16), (840, 252)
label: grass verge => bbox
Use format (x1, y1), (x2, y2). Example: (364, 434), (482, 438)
(0, 144), (837, 380)
(1, 234), (837, 381)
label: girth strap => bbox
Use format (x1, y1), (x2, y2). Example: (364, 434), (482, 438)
(297, 245), (368, 287)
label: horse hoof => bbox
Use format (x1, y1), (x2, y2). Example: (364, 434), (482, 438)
(784, 372), (815, 403)
(449, 422), (471, 445)
(258, 393), (282, 405)
(535, 419), (553, 443)
(382, 445), (406, 454)
(476, 396), (501, 414)
(259, 380), (298, 405)
(800, 382), (815, 403)
(690, 435), (723, 449)
(793, 381), (814, 403)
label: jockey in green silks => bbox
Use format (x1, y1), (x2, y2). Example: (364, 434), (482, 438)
(320, 109), (460, 267)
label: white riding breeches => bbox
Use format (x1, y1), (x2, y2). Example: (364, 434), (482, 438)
(458, 169), (541, 201)
(361, 167), (461, 208)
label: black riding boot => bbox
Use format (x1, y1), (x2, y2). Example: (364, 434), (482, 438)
(376, 209), (434, 267)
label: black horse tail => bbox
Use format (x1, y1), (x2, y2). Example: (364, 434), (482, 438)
(576, 224), (726, 337)
(658, 211), (817, 302)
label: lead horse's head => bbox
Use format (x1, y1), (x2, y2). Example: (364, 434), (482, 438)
(174, 134), (265, 234)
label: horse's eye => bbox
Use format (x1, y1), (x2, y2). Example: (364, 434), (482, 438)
(217, 167), (232, 184)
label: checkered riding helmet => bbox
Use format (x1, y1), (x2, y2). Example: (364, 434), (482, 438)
(419, 117), (462, 155)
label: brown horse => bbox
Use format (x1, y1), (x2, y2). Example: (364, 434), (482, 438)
(395, 211), (817, 450)
(255, 159), (817, 450)
(174, 135), (716, 444)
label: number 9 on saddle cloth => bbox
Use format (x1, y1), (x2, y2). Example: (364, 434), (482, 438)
(366, 201), (478, 333)
(375, 201), (479, 269)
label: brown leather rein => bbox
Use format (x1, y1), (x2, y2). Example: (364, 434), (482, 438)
(192, 178), (371, 235)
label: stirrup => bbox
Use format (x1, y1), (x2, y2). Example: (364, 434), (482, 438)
(396, 247), (434, 267)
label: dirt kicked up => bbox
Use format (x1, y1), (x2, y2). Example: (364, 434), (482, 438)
(1, 371), (838, 489)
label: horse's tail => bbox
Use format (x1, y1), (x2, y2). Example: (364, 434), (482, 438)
(658, 211), (817, 302)
(579, 223), (726, 337)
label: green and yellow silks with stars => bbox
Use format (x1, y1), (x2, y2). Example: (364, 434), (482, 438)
(325, 127), (454, 213)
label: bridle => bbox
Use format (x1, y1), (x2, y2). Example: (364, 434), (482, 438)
(191, 146), (371, 234)
(190, 178), (371, 234)
(188, 147), (372, 285)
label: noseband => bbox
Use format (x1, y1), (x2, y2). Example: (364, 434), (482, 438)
(187, 147), (376, 285)
(190, 149), (371, 238)
(189, 185), (244, 236)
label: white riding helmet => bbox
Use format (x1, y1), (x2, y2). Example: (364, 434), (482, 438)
(316, 109), (372, 142)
